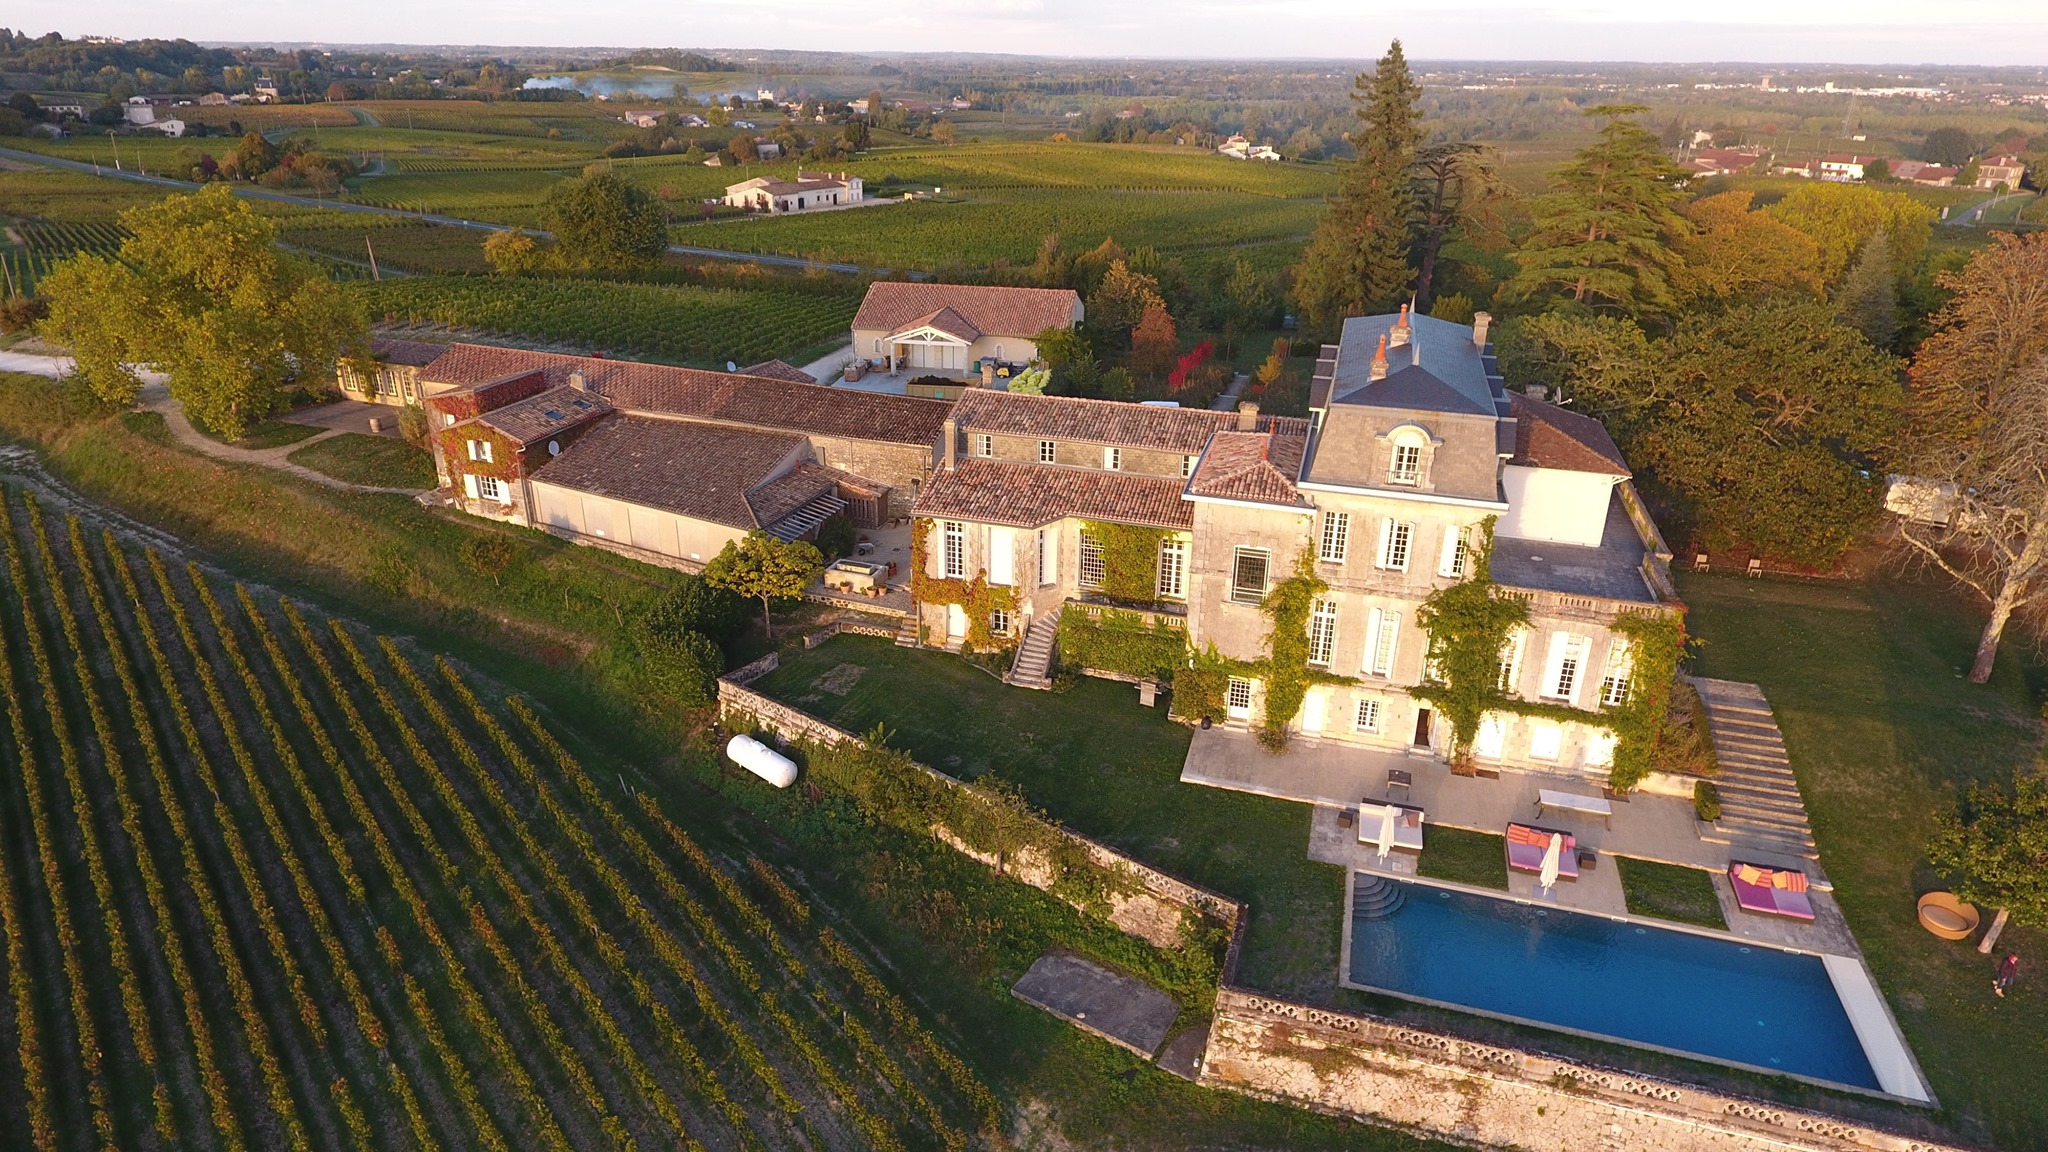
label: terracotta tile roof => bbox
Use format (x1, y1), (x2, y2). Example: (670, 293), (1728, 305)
(472, 386), (612, 445)
(1188, 431), (1309, 507)
(1508, 392), (1631, 476)
(737, 358), (817, 385)
(419, 344), (950, 447)
(951, 389), (1311, 454)
(368, 337), (448, 367)
(914, 459), (1193, 530)
(746, 462), (849, 527)
(530, 415), (803, 530)
(853, 282), (1080, 340)
(889, 306), (981, 342)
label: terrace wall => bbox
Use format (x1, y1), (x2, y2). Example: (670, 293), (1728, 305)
(1201, 988), (1963, 1152)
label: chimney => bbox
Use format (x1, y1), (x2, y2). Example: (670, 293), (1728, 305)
(568, 370), (587, 391)
(1368, 334), (1389, 382)
(1237, 401), (1260, 431)
(1388, 303), (1412, 348)
(1471, 311), (1492, 349)
(941, 417), (958, 472)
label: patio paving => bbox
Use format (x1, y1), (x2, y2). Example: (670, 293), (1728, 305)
(280, 399), (404, 438)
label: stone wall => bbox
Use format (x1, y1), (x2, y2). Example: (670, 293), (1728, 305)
(1199, 989), (1962, 1152)
(717, 676), (1244, 947)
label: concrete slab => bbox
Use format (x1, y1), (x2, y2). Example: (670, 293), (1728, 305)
(1154, 1018), (1212, 1080)
(1823, 954), (1935, 1103)
(1011, 953), (1180, 1059)
(281, 399), (404, 437)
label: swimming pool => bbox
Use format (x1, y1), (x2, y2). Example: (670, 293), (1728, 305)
(1346, 879), (1881, 1091)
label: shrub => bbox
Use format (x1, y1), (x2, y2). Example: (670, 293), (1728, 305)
(460, 534), (520, 587)
(644, 575), (749, 649)
(396, 402), (431, 449)
(1694, 780), (1721, 823)
(814, 513), (857, 561)
(640, 628), (723, 710)
(0, 295), (48, 333)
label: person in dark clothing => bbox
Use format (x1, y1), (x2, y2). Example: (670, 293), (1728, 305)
(1994, 953), (2020, 998)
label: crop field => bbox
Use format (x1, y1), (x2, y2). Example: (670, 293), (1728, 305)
(174, 105), (361, 131)
(275, 216), (491, 276)
(348, 275), (860, 364)
(349, 101), (636, 142)
(0, 484), (996, 1152)
(1, 216), (127, 296)
(0, 169), (167, 225)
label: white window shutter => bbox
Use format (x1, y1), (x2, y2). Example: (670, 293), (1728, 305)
(988, 527), (1015, 586)
(1376, 517), (1395, 568)
(1541, 631), (1570, 698)
(1364, 609), (1383, 675)
(1039, 528), (1058, 586)
(1437, 524), (1464, 577)
(462, 474), (479, 499)
(481, 440), (494, 463)
(1383, 612), (1400, 676)
(496, 481), (512, 506)
(465, 439), (479, 461)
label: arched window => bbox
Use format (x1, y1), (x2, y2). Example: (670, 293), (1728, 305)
(1388, 427), (1427, 486)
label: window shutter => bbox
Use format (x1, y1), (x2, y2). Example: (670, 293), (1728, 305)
(481, 440), (494, 463)
(1437, 524), (1464, 577)
(1541, 631), (1570, 698)
(1382, 612), (1400, 675)
(1376, 517), (1395, 568)
(1364, 609), (1383, 675)
(988, 527), (1015, 586)
(465, 439), (479, 461)
(496, 480), (512, 506)
(1039, 528), (1058, 586)
(462, 474), (479, 499)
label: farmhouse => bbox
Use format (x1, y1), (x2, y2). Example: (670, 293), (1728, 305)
(910, 310), (1679, 776)
(419, 344), (951, 566)
(1817, 153), (1880, 181)
(850, 282), (1083, 376)
(721, 170), (863, 213)
(336, 337), (453, 406)
(1890, 160), (1959, 186)
(1681, 146), (1763, 176)
(1974, 153), (2027, 189)
(1217, 134), (1280, 161)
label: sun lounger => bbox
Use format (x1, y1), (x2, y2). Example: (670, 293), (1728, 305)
(1728, 862), (1815, 920)
(1504, 823), (1578, 878)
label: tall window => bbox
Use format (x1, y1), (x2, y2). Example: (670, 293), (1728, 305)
(1318, 511), (1350, 563)
(1364, 609), (1400, 677)
(1104, 446), (1123, 471)
(973, 433), (993, 458)
(1156, 538), (1187, 600)
(1389, 442), (1422, 485)
(1353, 698), (1382, 733)
(1600, 637), (1633, 707)
(1307, 598), (1338, 667)
(1438, 524), (1470, 578)
(1078, 532), (1105, 590)
(1544, 632), (1589, 701)
(1039, 439), (1057, 463)
(1497, 629), (1527, 693)
(1182, 454), (1198, 479)
(1376, 520), (1413, 571)
(1230, 547), (1270, 604)
(941, 520), (966, 579)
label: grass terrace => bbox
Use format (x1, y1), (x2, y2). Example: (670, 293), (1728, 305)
(286, 433), (437, 489)
(1616, 856), (1727, 930)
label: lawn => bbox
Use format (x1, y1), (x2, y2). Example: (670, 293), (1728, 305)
(1679, 570), (2048, 1150)
(1616, 856), (1727, 930)
(1415, 826), (1508, 890)
(286, 432), (437, 488)
(198, 417), (326, 449)
(751, 635), (1351, 997)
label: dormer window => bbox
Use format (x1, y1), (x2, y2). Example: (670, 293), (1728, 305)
(1390, 442), (1422, 485)
(974, 433), (993, 458)
(1039, 439), (1057, 464)
(1104, 446), (1122, 471)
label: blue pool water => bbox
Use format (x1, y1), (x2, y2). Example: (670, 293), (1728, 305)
(1349, 881), (1880, 1090)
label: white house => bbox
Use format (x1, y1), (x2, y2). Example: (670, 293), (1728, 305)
(1218, 134), (1279, 161)
(850, 282), (1083, 375)
(723, 171), (862, 213)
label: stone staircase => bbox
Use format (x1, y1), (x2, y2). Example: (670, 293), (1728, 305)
(1006, 608), (1061, 689)
(1691, 677), (1821, 863)
(894, 614), (920, 647)
(1352, 873), (1407, 921)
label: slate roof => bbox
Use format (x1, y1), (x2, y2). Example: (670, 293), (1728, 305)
(914, 459), (1193, 530)
(736, 358), (817, 385)
(1508, 392), (1631, 476)
(472, 386), (612, 446)
(1328, 313), (1500, 416)
(419, 344), (950, 447)
(1186, 431), (1310, 507)
(852, 282), (1080, 340)
(529, 416), (803, 530)
(951, 390), (1310, 454)
(368, 337), (448, 367)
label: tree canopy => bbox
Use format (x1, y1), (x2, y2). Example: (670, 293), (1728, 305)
(1766, 183), (1935, 286)
(1929, 774), (2048, 928)
(1290, 39), (1420, 340)
(703, 530), (824, 638)
(38, 183), (368, 440)
(1500, 105), (1689, 321)
(1669, 191), (1826, 308)
(1920, 126), (1977, 167)
(539, 170), (669, 273)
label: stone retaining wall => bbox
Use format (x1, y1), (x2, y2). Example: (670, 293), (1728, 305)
(1200, 988), (1964, 1152)
(717, 676), (1244, 947)
(803, 620), (901, 648)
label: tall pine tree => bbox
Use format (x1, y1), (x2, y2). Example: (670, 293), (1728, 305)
(1291, 40), (1422, 341)
(1501, 104), (1688, 320)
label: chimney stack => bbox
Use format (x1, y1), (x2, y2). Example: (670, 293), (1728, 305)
(1389, 303), (1412, 348)
(1368, 334), (1389, 382)
(1471, 311), (1492, 349)
(941, 417), (958, 472)
(568, 370), (587, 391)
(1237, 401), (1260, 431)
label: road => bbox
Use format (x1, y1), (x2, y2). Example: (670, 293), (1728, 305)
(0, 144), (918, 278)
(1940, 190), (2036, 227)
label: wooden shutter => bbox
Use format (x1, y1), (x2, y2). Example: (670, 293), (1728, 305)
(1540, 631), (1570, 699)
(1039, 528), (1058, 586)
(1376, 517), (1395, 568)
(462, 474), (479, 499)
(1437, 523), (1464, 577)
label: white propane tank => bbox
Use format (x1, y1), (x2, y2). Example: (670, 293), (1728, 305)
(725, 733), (799, 788)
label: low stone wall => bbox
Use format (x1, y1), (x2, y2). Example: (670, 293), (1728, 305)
(717, 676), (1244, 948)
(803, 620), (901, 648)
(725, 651), (780, 687)
(1200, 988), (1962, 1152)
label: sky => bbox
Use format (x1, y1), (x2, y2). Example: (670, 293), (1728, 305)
(10, 0), (2048, 66)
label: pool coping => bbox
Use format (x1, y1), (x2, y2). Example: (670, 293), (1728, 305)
(1338, 870), (1936, 1108)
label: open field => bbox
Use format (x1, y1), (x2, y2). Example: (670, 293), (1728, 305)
(286, 435), (436, 489)
(347, 275), (861, 366)
(1679, 570), (2048, 1150)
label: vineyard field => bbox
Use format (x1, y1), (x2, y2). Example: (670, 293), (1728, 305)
(348, 275), (860, 364)
(278, 219), (492, 276)
(1, 213), (128, 296)
(0, 483), (997, 1152)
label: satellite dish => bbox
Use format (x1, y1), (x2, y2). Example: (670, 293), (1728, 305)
(726, 360), (738, 372)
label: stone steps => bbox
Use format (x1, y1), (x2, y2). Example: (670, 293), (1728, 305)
(1692, 676), (1822, 861)
(893, 615), (920, 647)
(1352, 873), (1407, 920)
(1006, 608), (1061, 689)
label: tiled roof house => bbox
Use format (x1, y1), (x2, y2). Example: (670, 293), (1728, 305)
(850, 282), (1083, 375)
